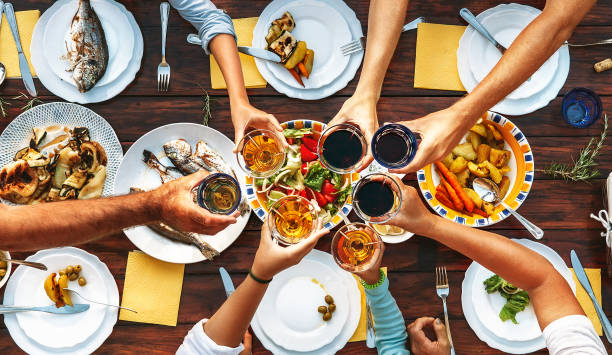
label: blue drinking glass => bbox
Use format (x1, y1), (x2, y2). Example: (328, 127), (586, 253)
(561, 88), (602, 128)
(371, 123), (418, 169)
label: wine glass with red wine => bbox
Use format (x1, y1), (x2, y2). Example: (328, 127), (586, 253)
(317, 123), (367, 173)
(371, 123), (418, 169)
(352, 173), (402, 224)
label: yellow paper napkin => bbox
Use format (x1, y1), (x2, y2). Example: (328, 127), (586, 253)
(414, 23), (466, 91)
(210, 17), (267, 89)
(570, 268), (603, 336)
(349, 267), (388, 342)
(0, 10), (39, 78)
(119, 251), (185, 327)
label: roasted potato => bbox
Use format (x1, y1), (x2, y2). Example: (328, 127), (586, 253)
(477, 144), (491, 163)
(468, 161), (488, 177)
(486, 123), (503, 141)
(467, 132), (481, 151)
(481, 161), (502, 184)
(482, 201), (495, 216)
(303, 49), (314, 75)
(452, 142), (477, 161)
(441, 153), (454, 169)
(464, 188), (483, 209)
(58, 274), (72, 306)
(450, 156), (468, 173)
(470, 124), (487, 137)
(284, 41), (307, 69)
(456, 169), (470, 187)
(490, 148), (511, 168)
(499, 166), (511, 174)
(498, 176), (510, 198)
(44, 273), (59, 304)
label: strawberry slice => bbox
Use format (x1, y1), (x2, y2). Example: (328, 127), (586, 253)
(300, 144), (318, 162)
(301, 136), (318, 153)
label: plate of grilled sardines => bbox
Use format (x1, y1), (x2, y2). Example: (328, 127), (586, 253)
(113, 123), (251, 264)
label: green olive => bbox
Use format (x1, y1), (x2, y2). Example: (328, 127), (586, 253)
(322, 312), (332, 321)
(74, 265), (82, 274)
(317, 306), (327, 314)
(65, 265), (74, 274)
(0, 261), (7, 268)
(78, 277), (87, 286)
(325, 295), (334, 304)
(69, 273), (78, 281)
(328, 303), (336, 313)
(0, 269), (6, 277)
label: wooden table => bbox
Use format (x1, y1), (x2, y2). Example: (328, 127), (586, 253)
(1, 1), (611, 354)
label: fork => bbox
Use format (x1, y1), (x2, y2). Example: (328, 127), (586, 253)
(366, 299), (376, 348)
(341, 17), (424, 56)
(157, 2), (171, 91)
(435, 266), (455, 355)
(63, 287), (138, 313)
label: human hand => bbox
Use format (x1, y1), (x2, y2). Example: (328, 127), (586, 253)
(231, 103), (287, 152)
(251, 219), (329, 280)
(152, 170), (239, 235)
(389, 107), (475, 174)
(238, 330), (252, 355)
(386, 176), (435, 236)
(328, 95), (379, 171)
(353, 242), (385, 284)
(408, 317), (451, 355)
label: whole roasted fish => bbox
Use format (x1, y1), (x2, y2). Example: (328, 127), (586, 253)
(65, 0), (108, 93)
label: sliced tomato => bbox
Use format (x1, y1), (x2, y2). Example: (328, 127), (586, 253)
(313, 190), (327, 207)
(300, 144), (318, 162)
(286, 138), (296, 145)
(321, 180), (338, 196)
(301, 136), (318, 153)
(324, 193), (336, 204)
(301, 162), (310, 175)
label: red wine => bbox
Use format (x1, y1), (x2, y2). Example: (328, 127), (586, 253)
(355, 180), (394, 217)
(322, 129), (362, 170)
(375, 131), (408, 164)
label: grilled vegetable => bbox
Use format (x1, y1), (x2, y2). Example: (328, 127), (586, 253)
(297, 62), (309, 78)
(265, 24), (282, 45)
(288, 67), (304, 87)
(272, 12), (295, 32)
(284, 41), (307, 69)
(268, 30), (297, 63)
(303, 49), (314, 75)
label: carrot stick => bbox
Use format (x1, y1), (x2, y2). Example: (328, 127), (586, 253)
(436, 184), (448, 197)
(435, 192), (455, 210)
(435, 161), (474, 212)
(297, 62), (309, 78)
(440, 175), (464, 211)
(288, 68), (304, 87)
(473, 208), (488, 218)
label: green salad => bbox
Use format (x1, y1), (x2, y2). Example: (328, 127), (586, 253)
(484, 274), (530, 324)
(255, 127), (352, 224)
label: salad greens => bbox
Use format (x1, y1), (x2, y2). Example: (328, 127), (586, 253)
(283, 128), (313, 138)
(484, 275), (530, 324)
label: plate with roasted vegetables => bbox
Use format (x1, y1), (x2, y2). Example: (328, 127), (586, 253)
(461, 239), (575, 353)
(417, 112), (534, 227)
(245, 120), (358, 229)
(2, 247), (118, 353)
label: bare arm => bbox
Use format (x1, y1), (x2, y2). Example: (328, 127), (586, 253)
(329, 0), (410, 169)
(390, 184), (583, 329)
(397, 0), (596, 173)
(1, 170), (237, 251)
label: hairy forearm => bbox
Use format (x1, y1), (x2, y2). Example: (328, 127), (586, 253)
(209, 34), (249, 107)
(354, 0), (409, 100)
(204, 276), (267, 347)
(0, 192), (160, 251)
(452, 0), (594, 122)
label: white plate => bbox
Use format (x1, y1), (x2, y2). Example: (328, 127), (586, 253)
(461, 239), (576, 353)
(31, 0), (143, 104)
(256, 258), (349, 352)
(251, 249), (361, 355)
(43, 0), (134, 88)
(467, 6), (558, 100)
(257, 1), (351, 89)
(253, 0), (364, 100)
(457, 4), (570, 115)
(0, 102), (123, 202)
(3, 247), (119, 355)
(113, 123), (250, 264)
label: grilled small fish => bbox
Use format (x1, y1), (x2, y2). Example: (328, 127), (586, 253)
(163, 139), (203, 175)
(194, 141), (236, 179)
(142, 150), (181, 184)
(65, 0), (108, 93)
(129, 187), (220, 259)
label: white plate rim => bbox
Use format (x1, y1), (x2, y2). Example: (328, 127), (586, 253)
(2, 247), (119, 355)
(113, 122), (251, 264)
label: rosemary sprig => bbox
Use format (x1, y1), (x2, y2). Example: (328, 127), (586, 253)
(536, 114), (608, 182)
(12, 92), (43, 111)
(0, 97), (11, 118)
(198, 84), (215, 126)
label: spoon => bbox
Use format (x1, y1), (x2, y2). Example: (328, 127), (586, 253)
(472, 177), (543, 239)
(0, 255), (47, 271)
(63, 287), (138, 313)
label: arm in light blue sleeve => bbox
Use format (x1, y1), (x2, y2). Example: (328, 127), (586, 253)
(168, 0), (236, 54)
(365, 276), (410, 355)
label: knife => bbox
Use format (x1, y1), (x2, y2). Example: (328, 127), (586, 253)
(186, 34), (282, 63)
(3, 3), (37, 97)
(219, 267), (235, 298)
(0, 304), (90, 314)
(570, 250), (612, 343)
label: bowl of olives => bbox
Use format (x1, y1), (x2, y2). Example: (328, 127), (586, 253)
(0, 250), (12, 289)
